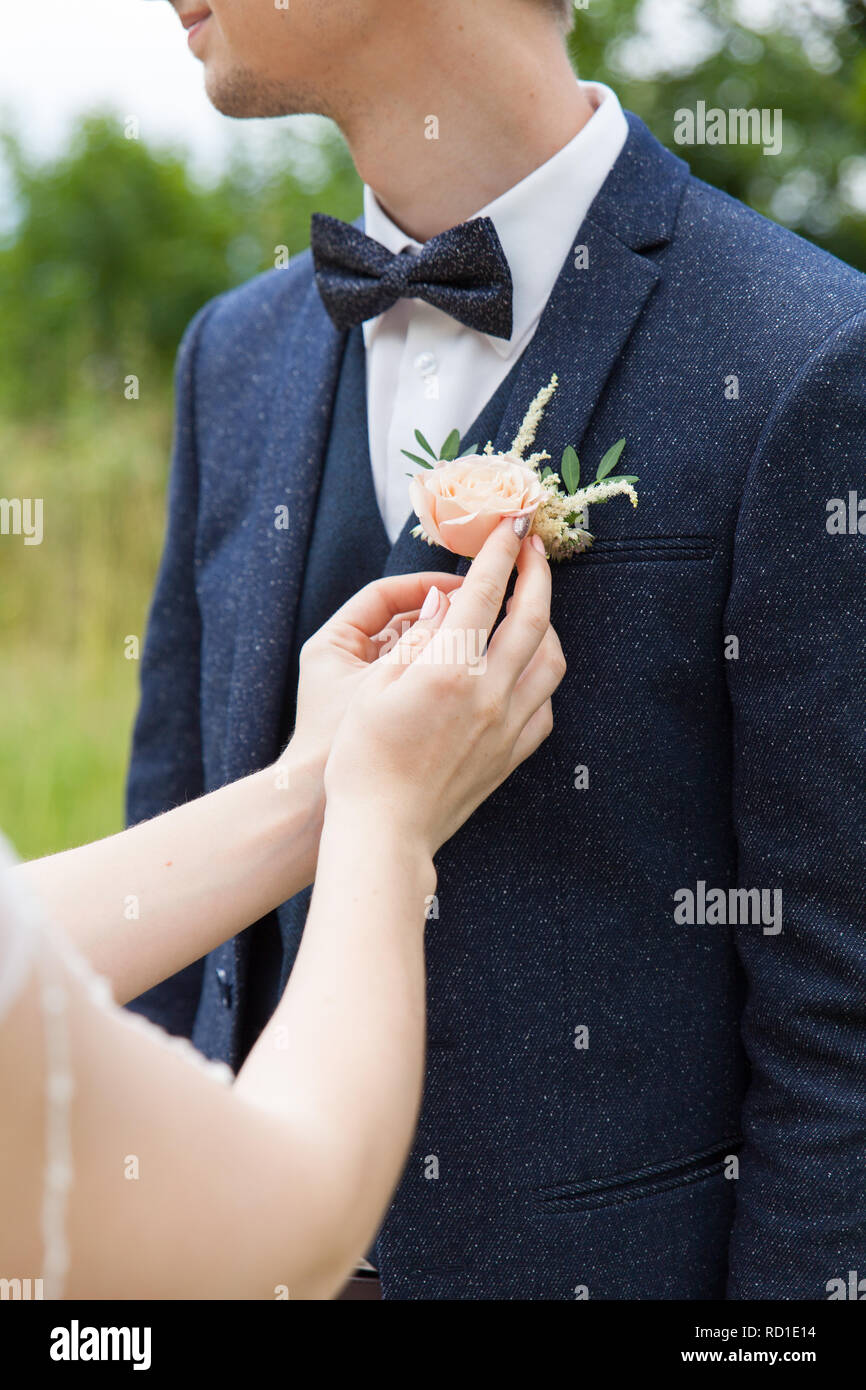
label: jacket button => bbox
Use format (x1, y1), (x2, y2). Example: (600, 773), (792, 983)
(215, 966), (233, 1009)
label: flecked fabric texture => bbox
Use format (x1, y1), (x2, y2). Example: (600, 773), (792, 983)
(250, 329), (527, 1025)
(240, 325), (393, 1044)
(127, 114), (866, 1300)
(310, 211), (514, 338)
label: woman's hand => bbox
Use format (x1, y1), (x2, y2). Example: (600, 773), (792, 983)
(17, 573), (465, 1002)
(324, 521), (566, 856)
(284, 570), (465, 781)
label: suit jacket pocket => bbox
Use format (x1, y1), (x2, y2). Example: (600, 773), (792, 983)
(533, 1137), (741, 1214)
(572, 535), (716, 566)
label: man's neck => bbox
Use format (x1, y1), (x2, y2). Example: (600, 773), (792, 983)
(333, 10), (593, 242)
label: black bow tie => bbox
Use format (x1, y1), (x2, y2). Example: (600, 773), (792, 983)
(310, 212), (513, 339)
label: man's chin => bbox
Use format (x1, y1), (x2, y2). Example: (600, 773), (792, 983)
(204, 65), (309, 120)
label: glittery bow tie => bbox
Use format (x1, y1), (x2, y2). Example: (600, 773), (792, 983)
(309, 212), (514, 339)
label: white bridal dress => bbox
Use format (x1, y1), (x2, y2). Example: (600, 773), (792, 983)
(0, 832), (234, 1299)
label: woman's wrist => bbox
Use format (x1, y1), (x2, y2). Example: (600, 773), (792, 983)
(321, 791), (438, 905)
(257, 743), (327, 883)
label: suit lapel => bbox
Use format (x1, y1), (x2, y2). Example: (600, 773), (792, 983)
(490, 230), (660, 462)
(223, 278), (345, 782)
(490, 114), (689, 465)
(385, 116), (689, 576)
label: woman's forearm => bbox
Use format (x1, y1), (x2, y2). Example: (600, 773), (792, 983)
(12, 747), (324, 1004)
(234, 794), (434, 1295)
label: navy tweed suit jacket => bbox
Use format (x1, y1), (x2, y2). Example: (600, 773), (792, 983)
(127, 115), (866, 1299)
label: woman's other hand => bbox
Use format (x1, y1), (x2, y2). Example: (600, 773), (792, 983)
(324, 521), (566, 855)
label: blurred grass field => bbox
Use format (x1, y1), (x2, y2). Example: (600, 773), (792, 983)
(0, 116), (361, 860)
(0, 403), (170, 857)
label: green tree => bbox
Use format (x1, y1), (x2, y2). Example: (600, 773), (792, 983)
(0, 114), (361, 416)
(571, 0), (866, 271)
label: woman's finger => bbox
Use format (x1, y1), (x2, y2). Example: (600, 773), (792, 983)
(487, 534), (552, 685)
(379, 584), (450, 673)
(440, 518), (525, 636)
(372, 608), (421, 658)
(328, 571), (463, 644)
(434, 518), (527, 657)
(506, 698), (555, 775)
(509, 624), (567, 724)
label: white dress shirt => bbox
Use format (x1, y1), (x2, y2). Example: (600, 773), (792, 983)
(361, 81), (629, 543)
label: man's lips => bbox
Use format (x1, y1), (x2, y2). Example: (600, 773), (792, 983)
(179, 7), (211, 31)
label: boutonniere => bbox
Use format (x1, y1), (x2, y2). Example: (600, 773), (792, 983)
(403, 374), (638, 560)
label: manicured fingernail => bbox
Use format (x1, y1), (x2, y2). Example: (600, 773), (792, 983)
(513, 515), (531, 540)
(530, 534), (546, 555)
(419, 585), (440, 620)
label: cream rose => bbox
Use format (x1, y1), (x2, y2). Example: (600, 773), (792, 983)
(409, 453), (545, 558)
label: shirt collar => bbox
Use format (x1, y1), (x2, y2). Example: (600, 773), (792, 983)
(361, 81), (629, 357)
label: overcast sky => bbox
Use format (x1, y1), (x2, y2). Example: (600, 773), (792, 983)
(0, 0), (304, 175)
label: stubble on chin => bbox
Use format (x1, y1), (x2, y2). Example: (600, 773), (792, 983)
(204, 65), (324, 119)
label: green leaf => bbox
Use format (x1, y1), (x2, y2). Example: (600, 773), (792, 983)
(439, 428), (461, 461)
(596, 438), (626, 482)
(540, 466), (553, 480)
(561, 445), (580, 493)
(458, 442), (479, 459)
(401, 448), (433, 468)
(603, 474), (639, 485)
(564, 511), (579, 527)
(414, 429), (438, 459)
